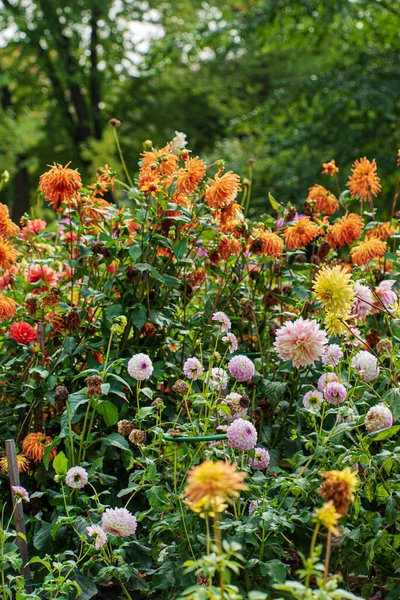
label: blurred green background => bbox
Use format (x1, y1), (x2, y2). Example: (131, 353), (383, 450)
(0, 0), (399, 219)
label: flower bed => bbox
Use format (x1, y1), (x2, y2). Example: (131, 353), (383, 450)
(0, 135), (399, 599)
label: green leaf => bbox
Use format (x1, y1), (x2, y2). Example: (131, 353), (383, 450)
(174, 238), (187, 258)
(382, 388), (400, 420)
(260, 559), (287, 583)
(129, 246), (142, 262)
(131, 305), (147, 330)
(369, 425), (400, 441)
(146, 486), (171, 510)
(96, 401), (119, 426)
(52, 451), (68, 475)
(29, 366), (49, 378)
(268, 192), (280, 211)
(102, 433), (131, 452)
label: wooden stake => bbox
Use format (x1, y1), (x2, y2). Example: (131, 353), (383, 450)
(5, 439), (32, 590)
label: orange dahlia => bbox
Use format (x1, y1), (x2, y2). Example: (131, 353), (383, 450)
(39, 163), (82, 211)
(249, 228), (284, 257)
(321, 159), (339, 176)
(218, 201), (245, 233)
(347, 157), (381, 201)
(308, 184), (339, 215)
(205, 171), (241, 209)
(0, 238), (18, 270)
(22, 432), (57, 463)
(366, 222), (395, 241)
(351, 237), (387, 266)
(176, 156), (206, 195)
(325, 213), (364, 248)
(0, 453), (30, 473)
(140, 145), (178, 179)
(0, 294), (17, 320)
(0, 203), (19, 237)
(218, 235), (242, 260)
(283, 217), (321, 250)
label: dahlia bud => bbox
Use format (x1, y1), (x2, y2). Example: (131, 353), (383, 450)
(242, 178), (251, 186)
(117, 420), (136, 436)
(172, 379), (189, 395)
(109, 118), (121, 128)
(54, 385), (69, 412)
(143, 139), (153, 149)
(248, 158), (256, 166)
(85, 375), (103, 398)
(128, 429), (147, 444)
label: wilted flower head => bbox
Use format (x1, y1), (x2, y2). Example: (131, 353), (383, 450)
(248, 447), (270, 471)
(351, 350), (380, 382)
(228, 355), (255, 382)
(365, 403), (393, 433)
(212, 311), (231, 332)
(317, 372), (339, 392)
(302, 389), (323, 410)
(12, 486), (30, 503)
(184, 459), (247, 514)
(324, 382), (347, 406)
(206, 367), (229, 391)
(102, 507), (137, 537)
(222, 332), (239, 353)
(274, 317), (328, 368)
(322, 344), (343, 367)
(319, 467), (359, 516)
(227, 418), (257, 451)
(65, 466), (88, 489)
(183, 357), (204, 381)
(87, 524), (107, 549)
(127, 353), (153, 380)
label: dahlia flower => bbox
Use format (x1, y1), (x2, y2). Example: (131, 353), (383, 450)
(222, 332), (239, 353)
(351, 350), (380, 382)
(302, 390), (323, 410)
(212, 311), (231, 332)
(183, 357), (204, 380)
(127, 353), (153, 380)
(0, 294), (17, 321)
(248, 448), (270, 471)
(321, 159), (339, 176)
(314, 501), (341, 534)
(65, 466), (88, 489)
(365, 403), (393, 433)
(351, 238), (386, 266)
(102, 507), (137, 537)
(274, 317), (328, 368)
(205, 171), (241, 209)
(206, 367), (229, 391)
(22, 432), (56, 463)
(376, 280), (396, 308)
(322, 344), (343, 367)
(12, 486), (30, 503)
(87, 524), (107, 549)
(228, 355), (255, 382)
(352, 282), (373, 319)
(319, 467), (359, 516)
(283, 216), (320, 249)
(226, 418), (258, 451)
(8, 321), (37, 344)
(317, 372), (339, 392)
(308, 184), (339, 215)
(313, 265), (354, 317)
(347, 157), (381, 201)
(39, 163), (82, 211)
(324, 382), (347, 406)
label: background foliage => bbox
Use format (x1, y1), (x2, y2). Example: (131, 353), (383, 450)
(0, 0), (399, 219)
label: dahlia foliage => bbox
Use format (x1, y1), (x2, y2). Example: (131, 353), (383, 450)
(0, 139), (400, 599)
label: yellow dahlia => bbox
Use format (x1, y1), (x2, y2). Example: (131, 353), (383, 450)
(0, 453), (30, 473)
(313, 501), (341, 534)
(319, 467), (359, 517)
(184, 459), (247, 513)
(313, 265), (354, 316)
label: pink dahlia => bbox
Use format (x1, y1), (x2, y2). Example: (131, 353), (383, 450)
(12, 486), (30, 503)
(87, 524), (107, 549)
(322, 344), (343, 367)
(65, 466), (88, 489)
(302, 390), (323, 410)
(25, 264), (57, 286)
(102, 507), (137, 537)
(127, 353), (153, 380)
(323, 382), (347, 406)
(249, 447), (270, 471)
(183, 357), (204, 380)
(228, 355), (255, 382)
(223, 332), (239, 353)
(226, 418), (257, 450)
(376, 280), (396, 309)
(212, 311), (231, 332)
(352, 282), (373, 319)
(274, 318), (328, 368)
(365, 403), (393, 433)
(317, 372), (339, 392)
(351, 350), (380, 382)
